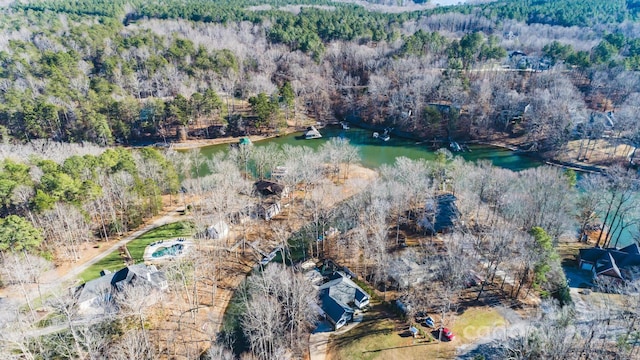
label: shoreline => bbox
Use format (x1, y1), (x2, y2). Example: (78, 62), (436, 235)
(166, 123), (610, 174)
(169, 125), (304, 150)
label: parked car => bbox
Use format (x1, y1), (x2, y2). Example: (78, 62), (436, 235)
(441, 327), (455, 341)
(424, 316), (435, 328)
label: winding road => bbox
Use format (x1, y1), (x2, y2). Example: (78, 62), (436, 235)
(1, 207), (184, 309)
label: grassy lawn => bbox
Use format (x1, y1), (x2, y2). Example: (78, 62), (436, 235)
(126, 221), (193, 263)
(79, 221), (193, 283)
(448, 307), (507, 344)
(330, 306), (403, 360)
(78, 250), (128, 283)
(331, 304), (505, 360)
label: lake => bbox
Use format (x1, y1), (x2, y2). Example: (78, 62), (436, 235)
(194, 125), (635, 247)
(197, 126), (542, 171)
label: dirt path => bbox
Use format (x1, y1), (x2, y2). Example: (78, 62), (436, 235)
(154, 165), (379, 358)
(0, 207), (185, 304)
(57, 207), (183, 286)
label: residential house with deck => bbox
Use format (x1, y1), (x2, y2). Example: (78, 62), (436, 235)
(76, 264), (168, 315)
(578, 243), (640, 285)
(254, 180), (289, 221)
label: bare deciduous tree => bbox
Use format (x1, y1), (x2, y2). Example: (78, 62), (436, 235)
(241, 264), (318, 360)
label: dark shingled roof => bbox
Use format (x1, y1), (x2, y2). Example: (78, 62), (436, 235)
(76, 264), (167, 308)
(320, 290), (353, 325)
(254, 180), (286, 197)
(595, 252), (623, 279)
(579, 248), (608, 263)
(580, 244), (640, 280)
(621, 243), (640, 255)
(420, 194), (460, 233)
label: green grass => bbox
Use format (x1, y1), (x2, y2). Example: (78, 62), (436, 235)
(78, 250), (127, 283)
(126, 221), (193, 263)
(331, 304), (405, 360)
(331, 305), (506, 360)
(449, 307), (507, 343)
(79, 221), (193, 283)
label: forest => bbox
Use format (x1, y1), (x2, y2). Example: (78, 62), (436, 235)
(0, 0), (639, 157)
(2, 0), (640, 359)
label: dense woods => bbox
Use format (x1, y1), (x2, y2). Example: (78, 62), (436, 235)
(0, 0), (638, 158)
(0, 141), (179, 260)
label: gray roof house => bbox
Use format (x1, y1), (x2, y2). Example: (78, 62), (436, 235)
(578, 244), (640, 283)
(316, 272), (370, 329)
(76, 264), (168, 315)
(317, 272), (370, 310)
(418, 194), (460, 234)
(320, 290), (354, 330)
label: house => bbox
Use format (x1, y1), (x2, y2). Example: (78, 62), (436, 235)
(578, 244), (640, 283)
(317, 272), (370, 310)
(418, 194), (460, 234)
(320, 291), (354, 330)
(307, 269), (370, 330)
(76, 273), (116, 315)
(257, 198), (281, 221)
(254, 180), (289, 221)
(254, 180), (289, 198)
(76, 264), (168, 315)
(316, 272), (370, 330)
(500, 102), (531, 129)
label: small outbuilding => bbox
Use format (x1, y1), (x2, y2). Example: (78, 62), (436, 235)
(206, 221), (230, 239)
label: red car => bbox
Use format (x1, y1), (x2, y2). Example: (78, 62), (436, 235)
(441, 327), (455, 341)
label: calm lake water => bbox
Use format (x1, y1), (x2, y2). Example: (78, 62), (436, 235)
(198, 126), (542, 171)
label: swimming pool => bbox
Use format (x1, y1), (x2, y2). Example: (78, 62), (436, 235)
(151, 243), (184, 258)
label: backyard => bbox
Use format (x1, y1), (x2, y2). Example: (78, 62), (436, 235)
(78, 221), (193, 282)
(328, 303), (506, 360)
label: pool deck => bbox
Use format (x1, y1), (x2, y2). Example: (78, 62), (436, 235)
(143, 238), (193, 262)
